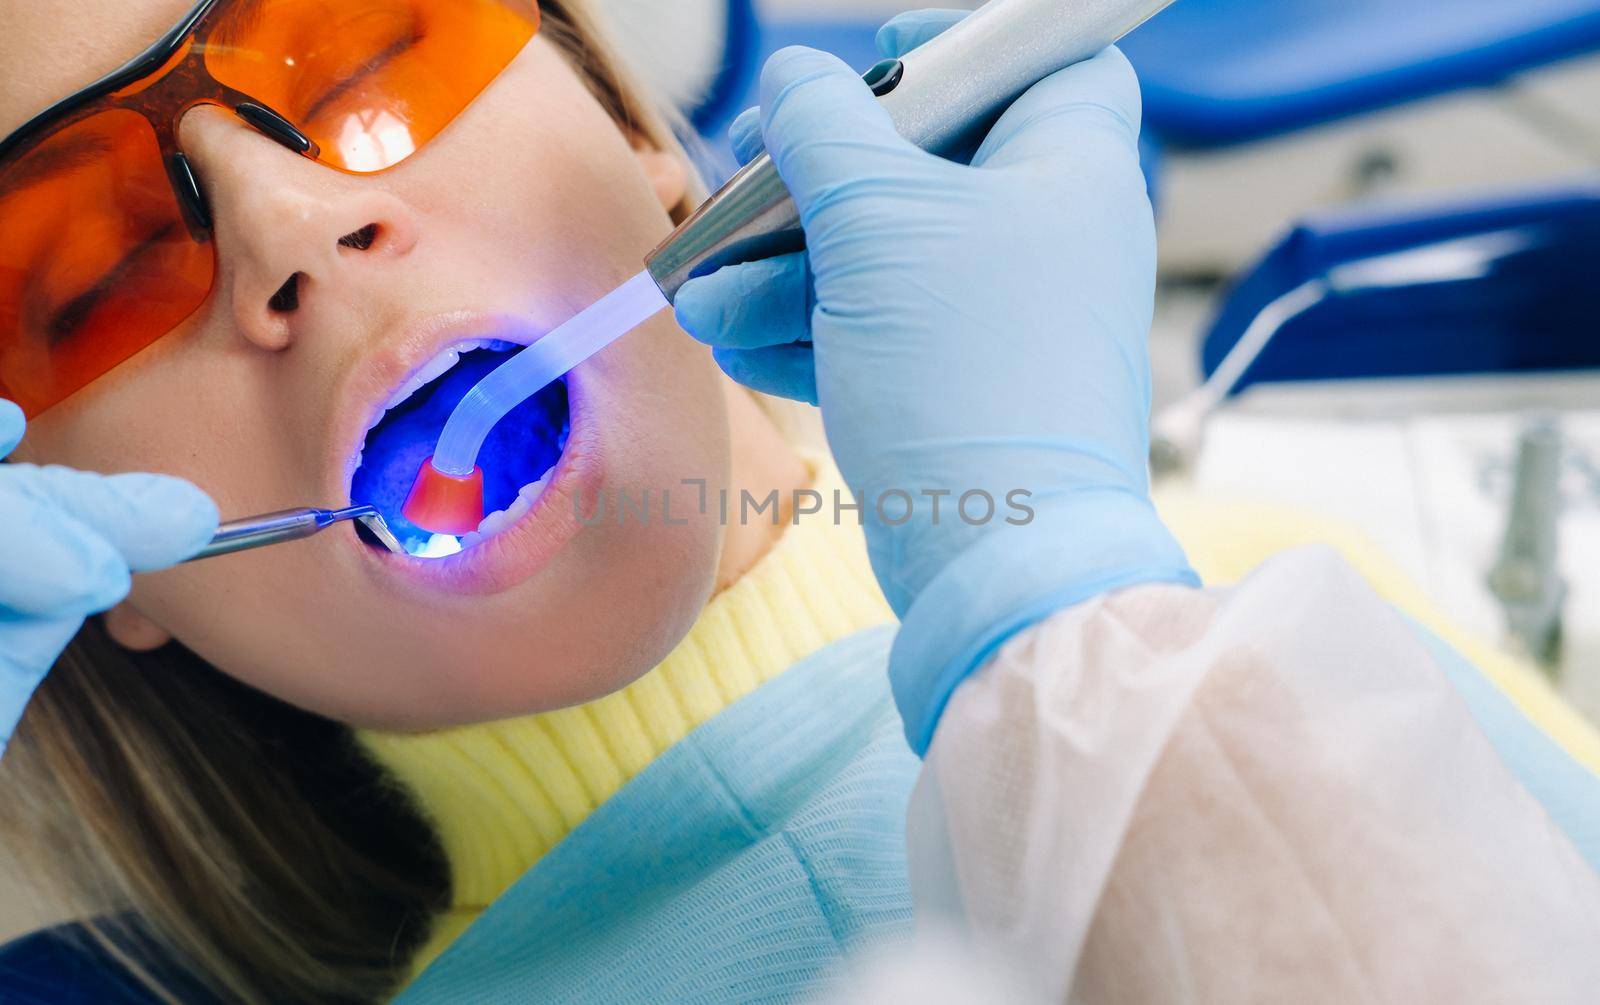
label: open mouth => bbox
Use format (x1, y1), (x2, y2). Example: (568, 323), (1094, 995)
(350, 340), (570, 559)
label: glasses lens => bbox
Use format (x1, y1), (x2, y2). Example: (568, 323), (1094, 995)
(0, 110), (215, 416)
(205, 0), (539, 173)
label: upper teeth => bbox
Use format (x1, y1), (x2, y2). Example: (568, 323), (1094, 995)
(385, 351), (458, 410)
(372, 338), (522, 421)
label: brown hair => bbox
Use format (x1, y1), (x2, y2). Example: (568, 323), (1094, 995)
(0, 3), (700, 1002)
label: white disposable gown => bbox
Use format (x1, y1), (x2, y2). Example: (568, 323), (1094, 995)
(895, 547), (1600, 1002)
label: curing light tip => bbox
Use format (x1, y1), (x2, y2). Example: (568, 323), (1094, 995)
(402, 458), (486, 536)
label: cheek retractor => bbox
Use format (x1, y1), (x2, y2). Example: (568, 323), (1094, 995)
(403, 0), (1180, 538)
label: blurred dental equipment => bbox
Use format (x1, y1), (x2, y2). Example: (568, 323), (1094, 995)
(1488, 417), (1568, 670)
(403, 0), (1180, 536)
(1151, 227), (1535, 475)
(1151, 180), (1600, 712)
(187, 505), (403, 562)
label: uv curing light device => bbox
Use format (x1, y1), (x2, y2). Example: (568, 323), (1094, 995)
(405, 0), (1180, 536)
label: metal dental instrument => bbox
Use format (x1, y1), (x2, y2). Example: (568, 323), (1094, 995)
(187, 505), (404, 562)
(409, 0), (1182, 532)
(646, 0), (1182, 299)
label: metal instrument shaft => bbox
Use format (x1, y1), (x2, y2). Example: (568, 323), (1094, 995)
(189, 505), (403, 561)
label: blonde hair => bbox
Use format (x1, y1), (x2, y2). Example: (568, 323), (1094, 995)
(0, 4), (710, 1002)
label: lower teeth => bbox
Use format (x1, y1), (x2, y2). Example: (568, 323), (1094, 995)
(458, 472), (552, 549)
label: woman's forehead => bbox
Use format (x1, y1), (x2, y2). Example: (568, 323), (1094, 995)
(0, 0), (195, 135)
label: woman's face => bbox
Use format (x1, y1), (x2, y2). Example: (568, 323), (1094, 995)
(2, 0), (739, 728)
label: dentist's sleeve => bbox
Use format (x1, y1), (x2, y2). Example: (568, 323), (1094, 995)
(905, 546), (1600, 1002)
(676, 30), (1600, 999)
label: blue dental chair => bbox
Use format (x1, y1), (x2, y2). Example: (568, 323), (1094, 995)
(731, 0), (1600, 151)
(1121, 0), (1600, 149)
(1200, 181), (1600, 391)
(726, 0), (1600, 181)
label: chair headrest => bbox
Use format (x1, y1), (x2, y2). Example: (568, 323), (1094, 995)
(596, 0), (744, 130)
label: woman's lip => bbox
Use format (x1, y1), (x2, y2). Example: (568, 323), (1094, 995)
(346, 368), (598, 596)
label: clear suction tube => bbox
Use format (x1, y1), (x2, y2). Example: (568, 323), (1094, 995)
(429, 271), (669, 477)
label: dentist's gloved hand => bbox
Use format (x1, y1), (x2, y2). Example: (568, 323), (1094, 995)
(0, 400), (217, 760)
(675, 10), (1198, 753)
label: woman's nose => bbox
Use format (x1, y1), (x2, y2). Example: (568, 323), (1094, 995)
(178, 106), (421, 352)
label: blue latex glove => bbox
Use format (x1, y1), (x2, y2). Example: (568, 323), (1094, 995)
(0, 400), (217, 759)
(675, 11), (1198, 753)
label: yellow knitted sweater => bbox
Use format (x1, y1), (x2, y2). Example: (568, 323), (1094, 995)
(359, 459), (894, 975)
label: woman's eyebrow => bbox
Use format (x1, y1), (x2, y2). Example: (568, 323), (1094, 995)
(302, 24), (424, 122)
(1, 132), (111, 195)
(209, 0), (269, 47)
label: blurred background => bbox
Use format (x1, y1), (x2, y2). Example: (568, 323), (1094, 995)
(7, 0), (1600, 943)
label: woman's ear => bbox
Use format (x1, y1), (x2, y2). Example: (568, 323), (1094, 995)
(103, 602), (173, 653)
(631, 135), (688, 211)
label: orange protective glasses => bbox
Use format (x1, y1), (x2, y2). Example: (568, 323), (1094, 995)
(0, 0), (539, 417)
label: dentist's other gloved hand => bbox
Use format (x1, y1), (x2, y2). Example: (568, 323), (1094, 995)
(676, 11), (1198, 753)
(0, 400), (217, 760)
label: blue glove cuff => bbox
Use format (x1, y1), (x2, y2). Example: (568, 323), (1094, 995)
(889, 490), (1199, 756)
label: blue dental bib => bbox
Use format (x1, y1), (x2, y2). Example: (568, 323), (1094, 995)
(394, 626), (918, 1004)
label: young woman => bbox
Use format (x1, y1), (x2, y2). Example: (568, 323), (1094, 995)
(1, 1), (891, 1000)
(7, 1), (1600, 1003)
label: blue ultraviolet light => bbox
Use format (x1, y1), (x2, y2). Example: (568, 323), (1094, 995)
(413, 534), (465, 559)
(352, 347), (571, 559)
